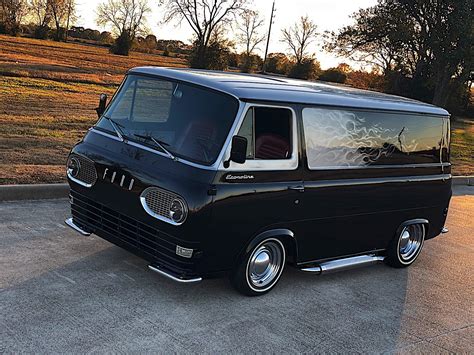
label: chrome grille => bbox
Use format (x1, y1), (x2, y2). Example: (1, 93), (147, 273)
(68, 154), (97, 187)
(141, 187), (186, 224)
(70, 190), (197, 275)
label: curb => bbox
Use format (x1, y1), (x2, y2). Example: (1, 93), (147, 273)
(452, 176), (474, 186)
(0, 183), (69, 202)
(0, 176), (472, 202)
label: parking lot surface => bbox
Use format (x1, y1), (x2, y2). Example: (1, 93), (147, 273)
(1, 186), (473, 353)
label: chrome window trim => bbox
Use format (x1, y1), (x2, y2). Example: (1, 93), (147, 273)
(89, 99), (246, 172)
(139, 187), (188, 226)
(218, 103), (299, 171)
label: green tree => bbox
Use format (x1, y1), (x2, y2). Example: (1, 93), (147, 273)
(189, 27), (235, 70)
(288, 58), (321, 80)
(265, 53), (293, 75)
(326, 0), (473, 110)
(319, 67), (347, 84)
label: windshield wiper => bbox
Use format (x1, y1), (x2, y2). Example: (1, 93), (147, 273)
(102, 115), (126, 142)
(133, 133), (177, 160)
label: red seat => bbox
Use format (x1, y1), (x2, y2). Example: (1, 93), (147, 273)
(255, 134), (290, 159)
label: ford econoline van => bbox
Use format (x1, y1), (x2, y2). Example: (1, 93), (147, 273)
(65, 67), (451, 295)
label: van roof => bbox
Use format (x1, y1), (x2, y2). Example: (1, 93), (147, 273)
(129, 67), (449, 116)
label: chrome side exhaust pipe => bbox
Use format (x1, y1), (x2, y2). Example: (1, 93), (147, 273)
(301, 254), (385, 275)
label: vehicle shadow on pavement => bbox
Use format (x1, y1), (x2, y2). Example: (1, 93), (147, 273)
(2, 194), (473, 353)
(2, 240), (417, 353)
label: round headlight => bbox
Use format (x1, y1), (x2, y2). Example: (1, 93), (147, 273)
(169, 198), (187, 224)
(67, 156), (81, 178)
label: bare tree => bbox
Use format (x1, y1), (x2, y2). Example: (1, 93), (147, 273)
(281, 15), (318, 64)
(96, 0), (150, 53)
(0, 0), (29, 34)
(64, 0), (75, 40)
(158, 0), (248, 68)
(48, 0), (76, 40)
(29, 0), (50, 27)
(97, 0), (150, 39)
(237, 9), (265, 58)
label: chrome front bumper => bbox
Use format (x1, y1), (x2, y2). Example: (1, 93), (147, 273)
(148, 264), (202, 283)
(65, 217), (91, 236)
(65, 217), (202, 284)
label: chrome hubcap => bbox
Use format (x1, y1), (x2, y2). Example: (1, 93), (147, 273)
(399, 224), (424, 261)
(248, 241), (284, 289)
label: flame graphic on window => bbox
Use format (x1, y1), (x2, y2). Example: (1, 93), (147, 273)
(304, 109), (419, 168)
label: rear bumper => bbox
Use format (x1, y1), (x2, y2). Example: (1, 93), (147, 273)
(67, 189), (202, 281)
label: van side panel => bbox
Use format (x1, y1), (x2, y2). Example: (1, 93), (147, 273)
(297, 175), (451, 262)
(298, 107), (451, 263)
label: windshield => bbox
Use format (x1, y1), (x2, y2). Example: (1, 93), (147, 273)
(96, 74), (239, 165)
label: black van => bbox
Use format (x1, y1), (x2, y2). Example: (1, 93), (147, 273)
(65, 67), (451, 295)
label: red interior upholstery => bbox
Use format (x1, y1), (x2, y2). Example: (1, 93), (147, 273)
(175, 121), (216, 161)
(255, 133), (290, 159)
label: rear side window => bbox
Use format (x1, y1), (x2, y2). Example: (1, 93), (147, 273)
(302, 107), (449, 169)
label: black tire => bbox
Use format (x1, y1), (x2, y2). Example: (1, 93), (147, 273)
(230, 238), (286, 296)
(386, 223), (426, 268)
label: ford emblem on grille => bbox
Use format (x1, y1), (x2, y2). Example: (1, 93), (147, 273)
(102, 168), (135, 191)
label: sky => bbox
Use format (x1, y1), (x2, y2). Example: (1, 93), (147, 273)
(75, 0), (377, 69)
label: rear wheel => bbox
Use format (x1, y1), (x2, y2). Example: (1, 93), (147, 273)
(386, 223), (425, 268)
(231, 238), (286, 296)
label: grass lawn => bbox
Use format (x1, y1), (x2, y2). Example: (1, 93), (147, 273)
(0, 35), (186, 184)
(451, 117), (474, 176)
(0, 35), (472, 184)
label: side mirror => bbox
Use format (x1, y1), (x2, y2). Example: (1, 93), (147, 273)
(95, 93), (107, 118)
(229, 135), (247, 165)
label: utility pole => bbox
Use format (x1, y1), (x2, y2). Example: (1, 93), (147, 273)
(261, 1), (276, 73)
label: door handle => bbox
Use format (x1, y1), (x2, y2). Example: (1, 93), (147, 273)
(288, 185), (305, 192)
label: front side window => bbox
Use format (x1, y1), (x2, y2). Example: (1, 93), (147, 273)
(97, 74), (239, 165)
(302, 107), (449, 169)
(224, 105), (297, 171)
(237, 107), (292, 160)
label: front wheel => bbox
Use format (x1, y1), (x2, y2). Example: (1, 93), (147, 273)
(386, 223), (426, 268)
(231, 238), (286, 296)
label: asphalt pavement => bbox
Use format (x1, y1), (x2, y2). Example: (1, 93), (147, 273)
(1, 186), (473, 353)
